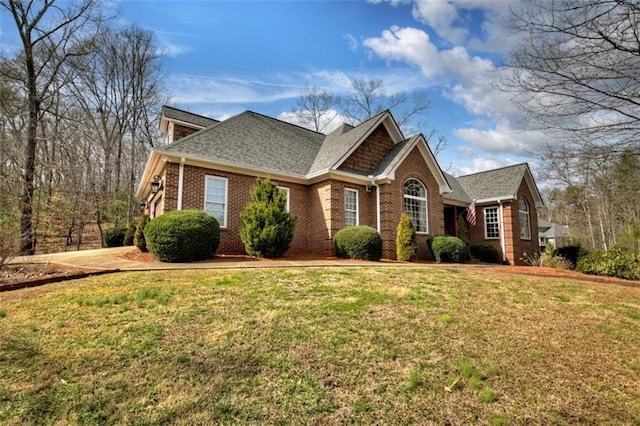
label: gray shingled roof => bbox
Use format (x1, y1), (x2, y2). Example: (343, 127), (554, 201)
(372, 136), (417, 176)
(308, 111), (388, 174)
(456, 163), (528, 201)
(444, 172), (472, 203)
(164, 111), (325, 175)
(163, 105), (219, 128)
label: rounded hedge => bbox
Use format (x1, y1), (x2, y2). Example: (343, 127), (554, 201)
(144, 210), (220, 263)
(334, 226), (383, 261)
(103, 227), (127, 248)
(576, 247), (640, 280)
(470, 242), (499, 264)
(431, 235), (469, 263)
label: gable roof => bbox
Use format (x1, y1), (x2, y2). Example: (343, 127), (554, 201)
(163, 110), (325, 176)
(456, 163), (543, 207)
(161, 105), (219, 130)
(308, 111), (395, 175)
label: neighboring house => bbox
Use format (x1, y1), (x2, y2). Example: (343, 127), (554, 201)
(538, 219), (571, 250)
(137, 105), (543, 264)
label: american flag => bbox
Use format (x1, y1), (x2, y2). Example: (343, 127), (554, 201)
(466, 200), (476, 226)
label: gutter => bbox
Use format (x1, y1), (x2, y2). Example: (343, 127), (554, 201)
(369, 175), (381, 233)
(177, 157), (185, 210)
(498, 200), (507, 263)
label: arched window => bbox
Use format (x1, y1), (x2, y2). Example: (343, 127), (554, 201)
(519, 197), (531, 240)
(404, 179), (428, 233)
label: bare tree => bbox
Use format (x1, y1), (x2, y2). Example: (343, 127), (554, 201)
(507, 0), (640, 155)
(291, 85), (338, 133)
(0, 0), (104, 254)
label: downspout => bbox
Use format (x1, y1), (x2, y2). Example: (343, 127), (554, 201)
(498, 200), (507, 263)
(369, 176), (381, 233)
(177, 157), (185, 210)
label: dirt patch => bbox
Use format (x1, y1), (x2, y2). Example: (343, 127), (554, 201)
(0, 263), (90, 287)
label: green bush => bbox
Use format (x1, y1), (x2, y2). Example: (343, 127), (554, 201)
(103, 227), (127, 247)
(240, 178), (297, 258)
(576, 247), (640, 280)
(144, 210), (220, 263)
(135, 214), (150, 252)
(124, 223), (137, 246)
(431, 236), (469, 263)
(470, 242), (500, 263)
(396, 213), (417, 261)
(556, 245), (586, 269)
(334, 226), (383, 261)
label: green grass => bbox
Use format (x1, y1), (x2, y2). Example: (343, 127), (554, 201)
(1, 267), (639, 424)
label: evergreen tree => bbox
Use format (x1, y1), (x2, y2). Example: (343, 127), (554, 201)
(396, 212), (417, 261)
(240, 178), (296, 258)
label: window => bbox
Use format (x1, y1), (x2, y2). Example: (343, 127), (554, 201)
(344, 188), (359, 226)
(404, 179), (428, 233)
(277, 186), (290, 213)
(204, 176), (228, 227)
(484, 207), (500, 239)
(519, 197), (531, 240)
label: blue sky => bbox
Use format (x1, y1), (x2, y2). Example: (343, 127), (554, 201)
(1, 0), (549, 177)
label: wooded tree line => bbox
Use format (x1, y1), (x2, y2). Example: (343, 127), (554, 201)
(0, 0), (164, 255)
(508, 0), (640, 252)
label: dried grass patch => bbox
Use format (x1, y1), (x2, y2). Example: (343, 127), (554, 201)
(0, 267), (638, 424)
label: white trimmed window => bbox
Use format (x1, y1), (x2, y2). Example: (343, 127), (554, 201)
(519, 197), (531, 240)
(204, 176), (228, 228)
(277, 186), (290, 213)
(404, 179), (428, 233)
(344, 188), (359, 226)
(484, 207), (500, 239)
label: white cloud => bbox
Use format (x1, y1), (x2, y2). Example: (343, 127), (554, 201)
(411, 0), (467, 44)
(343, 33), (359, 52)
(453, 157), (518, 176)
(454, 125), (547, 156)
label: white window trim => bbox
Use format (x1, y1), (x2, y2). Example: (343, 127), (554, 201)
(204, 175), (228, 228)
(344, 188), (359, 226)
(404, 179), (429, 234)
(519, 197), (531, 240)
(484, 206), (500, 239)
(276, 186), (290, 213)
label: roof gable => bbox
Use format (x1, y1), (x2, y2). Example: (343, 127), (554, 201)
(308, 111), (404, 175)
(456, 163), (543, 207)
(160, 105), (219, 133)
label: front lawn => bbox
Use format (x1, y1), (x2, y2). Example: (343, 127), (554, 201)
(1, 267), (638, 424)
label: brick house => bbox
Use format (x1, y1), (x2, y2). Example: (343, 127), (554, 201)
(137, 105), (543, 264)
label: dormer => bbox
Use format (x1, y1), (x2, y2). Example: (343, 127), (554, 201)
(159, 105), (219, 144)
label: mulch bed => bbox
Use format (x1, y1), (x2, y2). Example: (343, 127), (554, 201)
(0, 263), (115, 292)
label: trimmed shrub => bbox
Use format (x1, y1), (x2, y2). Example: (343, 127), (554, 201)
(556, 245), (586, 269)
(135, 214), (150, 252)
(103, 227), (127, 248)
(431, 236), (469, 263)
(124, 223), (137, 246)
(470, 242), (499, 264)
(576, 247), (640, 280)
(334, 226), (383, 261)
(240, 178), (297, 258)
(396, 213), (417, 261)
(144, 210), (220, 263)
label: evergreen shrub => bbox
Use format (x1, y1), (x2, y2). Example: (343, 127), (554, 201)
(124, 223), (137, 246)
(576, 247), (640, 280)
(470, 242), (500, 263)
(144, 210), (220, 263)
(103, 227), (127, 248)
(240, 178), (296, 258)
(431, 236), (469, 263)
(135, 214), (150, 252)
(396, 213), (417, 261)
(334, 226), (383, 261)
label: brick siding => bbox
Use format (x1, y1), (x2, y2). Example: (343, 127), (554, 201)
(339, 125), (395, 174)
